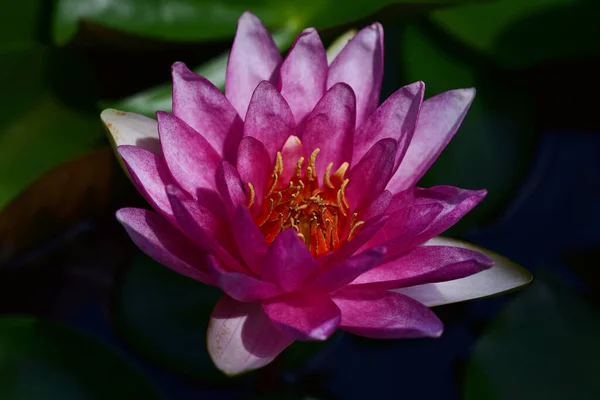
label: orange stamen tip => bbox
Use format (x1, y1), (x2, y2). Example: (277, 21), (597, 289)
(294, 157), (305, 178)
(275, 152), (283, 175)
(308, 148), (320, 181)
(348, 220), (365, 240)
(324, 163), (334, 189)
(247, 182), (255, 208)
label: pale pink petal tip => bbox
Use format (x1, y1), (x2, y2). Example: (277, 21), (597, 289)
(208, 296), (293, 375)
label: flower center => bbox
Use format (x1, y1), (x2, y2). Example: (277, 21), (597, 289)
(247, 148), (364, 257)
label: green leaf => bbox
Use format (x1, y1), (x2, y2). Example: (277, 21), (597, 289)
(114, 253), (329, 381)
(399, 21), (535, 230)
(0, 316), (162, 399)
(464, 277), (600, 400)
(0, 0), (44, 50)
(431, 0), (598, 68)
(53, 0), (484, 45)
(0, 48), (103, 210)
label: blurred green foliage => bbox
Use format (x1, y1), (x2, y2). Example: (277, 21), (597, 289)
(465, 277), (600, 400)
(52, 0), (480, 44)
(0, 316), (162, 399)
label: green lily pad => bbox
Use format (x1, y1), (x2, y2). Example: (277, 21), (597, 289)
(464, 277), (600, 400)
(114, 253), (330, 381)
(106, 29), (297, 117)
(0, 316), (162, 399)
(52, 0), (485, 45)
(431, 0), (599, 68)
(0, 47), (104, 210)
(399, 21), (535, 231)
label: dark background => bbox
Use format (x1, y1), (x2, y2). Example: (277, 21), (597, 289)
(1, 0), (600, 399)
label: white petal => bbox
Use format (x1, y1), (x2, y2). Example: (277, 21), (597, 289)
(101, 109), (160, 154)
(393, 236), (532, 307)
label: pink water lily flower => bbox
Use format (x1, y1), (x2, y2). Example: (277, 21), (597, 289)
(102, 12), (531, 375)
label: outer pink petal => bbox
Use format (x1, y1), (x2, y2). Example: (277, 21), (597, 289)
(387, 88), (476, 192)
(237, 136), (272, 211)
(386, 186), (487, 254)
(216, 161), (247, 219)
(208, 295), (293, 375)
(166, 186), (245, 273)
(171, 62), (243, 163)
(157, 111), (220, 197)
(232, 206), (268, 275)
(350, 245), (493, 290)
(116, 208), (214, 285)
(279, 28), (327, 124)
(262, 229), (320, 292)
(307, 247), (386, 293)
(301, 83), (356, 179)
(225, 12), (282, 119)
(263, 291), (341, 340)
(280, 135), (305, 183)
(346, 138), (397, 210)
(332, 288), (443, 338)
(117, 145), (175, 220)
(206, 256), (282, 302)
(352, 81), (424, 167)
(244, 81), (296, 160)
(366, 202), (444, 260)
(327, 23), (383, 128)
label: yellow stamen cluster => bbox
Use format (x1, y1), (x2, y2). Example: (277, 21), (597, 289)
(248, 147), (364, 257)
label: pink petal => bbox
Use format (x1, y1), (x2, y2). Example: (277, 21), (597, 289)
(307, 247), (386, 293)
(301, 83), (356, 179)
(332, 288), (443, 338)
(280, 135), (305, 183)
(327, 23), (383, 128)
(358, 190), (392, 221)
(279, 28), (327, 124)
(237, 136), (274, 210)
(206, 256), (282, 302)
(263, 291), (341, 340)
(166, 185), (245, 273)
(387, 88), (476, 192)
(171, 62), (243, 164)
(216, 161), (247, 219)
(116, 208), (214, 285)
(346, 138), (397, 210)
(350, 245), (493, 290)
(327, 215), (389, 265)
(237, 136), (272, 211)
(352, 81), (424, 167)
(117, 145), (175, 220)
(366, 202), (444, 261)
(386, 186), (487, 255)
(157, 111), (220, 197)
(232, 206), (268, 275)
(225, 12), (282, 119)
(261, 229), (320, 292)
(244, 81), (296, 160)
(208, 295), (293, 375)
(394, 236), (531, 307)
